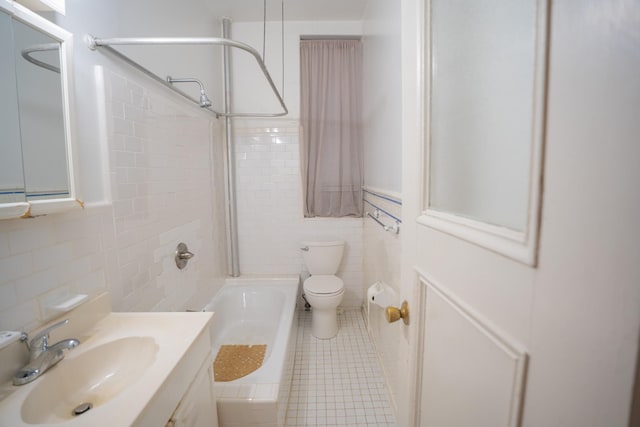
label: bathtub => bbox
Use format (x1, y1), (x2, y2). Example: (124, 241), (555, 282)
(203, 276), (300, 427)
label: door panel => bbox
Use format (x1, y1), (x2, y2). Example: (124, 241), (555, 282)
(417, 276), (527, 427)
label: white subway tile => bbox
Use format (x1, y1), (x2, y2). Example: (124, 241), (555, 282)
(56, 255), (92, 285)
(124, 135), (144, 153)
(114, 151), (136, 168)
(115, 183), (137, 199)
(111, 134), (125, 151)
(110, 101), (125, 119)
(112, 200), (133, 218)
(127, 168), (147, 184)
(124, 104), (145, 122)
(8, 226), (53, 255)
(0, 299), (38, 331)
(0, 282), (17, 311)
(0, 253), (33, 285)
(0, 232), (9, 258)
(32, 243), (73, 272)
(73, 269), (106, 296)
(108, 73), (130, 103)
(13, 269), (59, 302)
(112, 117), (134, 136)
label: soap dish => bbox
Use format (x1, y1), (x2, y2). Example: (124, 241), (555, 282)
(40, 293), (88, 320)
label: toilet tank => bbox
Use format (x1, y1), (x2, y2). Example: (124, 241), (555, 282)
(301, 241), (344, 275)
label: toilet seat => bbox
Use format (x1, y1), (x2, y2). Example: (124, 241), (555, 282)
(303, 275), (344, 296)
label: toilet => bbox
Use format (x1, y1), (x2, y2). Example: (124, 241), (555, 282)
(301, 240), (345, 339)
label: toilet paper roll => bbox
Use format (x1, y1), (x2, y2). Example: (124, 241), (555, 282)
(367, 281), (396, 308)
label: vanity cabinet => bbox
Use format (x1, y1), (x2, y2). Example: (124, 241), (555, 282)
(165, 356), (218, 427)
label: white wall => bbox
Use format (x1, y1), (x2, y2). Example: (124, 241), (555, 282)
(360, 0), (404, 414)
(362, 0), (402, 193)
(0, 0), (228, 332)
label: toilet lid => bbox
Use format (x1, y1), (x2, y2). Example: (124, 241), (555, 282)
(304, 275), (344, 295)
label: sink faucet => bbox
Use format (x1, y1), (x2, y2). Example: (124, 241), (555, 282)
(13, 319), (80, 386)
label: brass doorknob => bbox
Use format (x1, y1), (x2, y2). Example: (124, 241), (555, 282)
(385, 301), (409, 325)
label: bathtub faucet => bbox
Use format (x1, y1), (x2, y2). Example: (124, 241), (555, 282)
(13, 319), (80, 386)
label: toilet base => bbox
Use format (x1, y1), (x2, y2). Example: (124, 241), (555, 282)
(311, 308), (338, 339)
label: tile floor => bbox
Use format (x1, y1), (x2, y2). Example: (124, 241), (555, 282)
(285, 309), (397, 427)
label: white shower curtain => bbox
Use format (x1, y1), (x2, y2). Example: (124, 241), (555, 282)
(300, 39), (363, 218)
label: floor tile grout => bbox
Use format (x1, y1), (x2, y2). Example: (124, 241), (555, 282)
(285, 309), (396, 427)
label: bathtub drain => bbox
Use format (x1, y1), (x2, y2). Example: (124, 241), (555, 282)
(72, 402), (93, 416)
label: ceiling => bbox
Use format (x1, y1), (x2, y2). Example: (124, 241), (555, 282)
(206, 0), (369, 22)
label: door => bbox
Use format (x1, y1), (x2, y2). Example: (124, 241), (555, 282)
(402, 0), (640, 426)
(166, 357), (218, 427)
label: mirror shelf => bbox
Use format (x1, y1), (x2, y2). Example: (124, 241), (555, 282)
(15, 0), (64, 15)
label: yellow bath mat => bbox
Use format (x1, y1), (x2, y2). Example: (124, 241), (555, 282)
(214, 344), (267, 382)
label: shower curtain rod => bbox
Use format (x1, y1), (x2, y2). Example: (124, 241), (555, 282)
(86, 35), (288, 118)
(22, 43), (61, 73)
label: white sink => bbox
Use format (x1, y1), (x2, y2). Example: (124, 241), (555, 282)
(0, 294), (213, 427)
(21, 337), (158, 424)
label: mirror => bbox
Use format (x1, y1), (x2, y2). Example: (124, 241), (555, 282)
(0, 10), (24, 204)
(14, 18), (69, 201)
(0, 2), (77, 217)
(421, 0), (548, 265)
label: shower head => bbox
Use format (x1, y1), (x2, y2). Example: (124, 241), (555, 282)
(199, 91), (212, 108)
(166, 76), (212, 108)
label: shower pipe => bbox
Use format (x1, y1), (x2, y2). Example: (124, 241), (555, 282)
(166, 76), (213, 108)
(222, 18), (240, 277)
(85, 35), (288, 118)
(21, 43), (60, 73)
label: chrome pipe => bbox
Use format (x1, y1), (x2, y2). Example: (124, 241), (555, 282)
(223, 18), (240, 277)
(21, 43), (60, 73)
(91, 44), (219, 115)
(85, 35), (287, 117)
(367, 212), (401, 235)
(166, 76), (212, 107)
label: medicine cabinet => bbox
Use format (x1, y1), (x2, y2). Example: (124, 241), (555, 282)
(0, 0), (78, 219)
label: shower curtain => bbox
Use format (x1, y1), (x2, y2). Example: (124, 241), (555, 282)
(300, 39), (363, 218)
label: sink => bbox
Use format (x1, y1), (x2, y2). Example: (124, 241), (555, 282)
(20, 337), (158, 424)
(0, 295), (213, 427)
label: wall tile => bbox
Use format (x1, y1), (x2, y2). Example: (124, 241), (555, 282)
(103, 70), (227, 314)
(233, 123), (364, 308)
(0, 69), (228, 332)
(362, 189), (403, 413)
(0, 205), (113, 330)
(8, 226), (54, 255)
(0, 283), (17, 311)
(0, 253), (33, 285)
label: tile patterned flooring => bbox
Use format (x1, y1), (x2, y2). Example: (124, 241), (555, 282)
(285, 309), (397, 426)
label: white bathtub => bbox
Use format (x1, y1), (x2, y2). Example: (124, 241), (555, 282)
(203, 276), (300, 427)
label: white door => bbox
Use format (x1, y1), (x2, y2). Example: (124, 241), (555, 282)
(401, 0), (640, 426)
